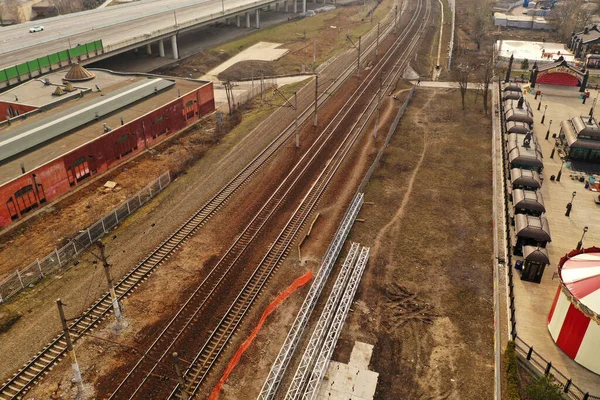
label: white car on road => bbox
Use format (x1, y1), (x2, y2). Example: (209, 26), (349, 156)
(29, 26), (44, 33)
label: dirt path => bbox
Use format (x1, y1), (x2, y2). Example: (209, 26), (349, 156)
(340, 87), (494, 399)
(370, 89), (435, 259)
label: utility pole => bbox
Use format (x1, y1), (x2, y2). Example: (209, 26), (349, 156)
(373, 76), (382, 138)
(57, 299), (84, 397)
(313, 39), (317, 67)
(97, 241), (122, 323)
(314, 75), (318, 127)
(358, 36), (361, 79)
(173, 352), (190, 400)
(273, 88), (300, 147)
(376, 22), (380, 58)
(295, 92), (299, 147)
(71, 236), (123, 324)
(346, 35), (362, 79)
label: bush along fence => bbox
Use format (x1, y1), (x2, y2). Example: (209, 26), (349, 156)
(497, 80), (599, 400)
(0, 171), (170, 303)
(0, 40), (103, 89)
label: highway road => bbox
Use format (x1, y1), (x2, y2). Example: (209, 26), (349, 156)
(0, 0), (291, 70)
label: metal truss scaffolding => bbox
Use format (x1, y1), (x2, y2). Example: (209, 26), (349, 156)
(303, 246), (370, 400)
(257, 193), (364, 400)
(284, 242), (361, 399)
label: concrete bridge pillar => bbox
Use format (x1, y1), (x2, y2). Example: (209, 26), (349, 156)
(236, 14), (241, 27)
(246, 11), (251, 27)
(294, 0), (297, 13)
(285, 0), (289, 12)
(171, 34), (179, 59)
(159, 39), (165, 57)
(303, 0), (306, 12)
(255, 8), (260, 28)
(146, 44), (152, 55)
(275, 2), (279, 11)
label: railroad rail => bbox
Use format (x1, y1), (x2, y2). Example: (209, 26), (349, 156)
(0, 6), (401, 400)
(169, 0), (431, 397)
(259, 0), (431, 397)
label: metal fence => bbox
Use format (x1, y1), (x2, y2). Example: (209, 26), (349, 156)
(496, 80), (599, 400)
(0, 40), (103, 89)
(0, 171), (171, 304)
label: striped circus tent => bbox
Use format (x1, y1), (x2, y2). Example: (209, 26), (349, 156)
(548, 249), (600, 374)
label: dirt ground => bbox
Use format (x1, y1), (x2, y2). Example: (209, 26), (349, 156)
(155, 0), (393, 80)
(338, 87), (494, 399)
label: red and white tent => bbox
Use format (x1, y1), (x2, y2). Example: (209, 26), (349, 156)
(548, 251), (600, 374)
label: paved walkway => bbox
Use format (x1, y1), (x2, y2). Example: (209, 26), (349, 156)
(201, 42), (289, 80)
(509, 83), (600, 393)
(410, 80), (480, 89)
(317, 341), (379, 400)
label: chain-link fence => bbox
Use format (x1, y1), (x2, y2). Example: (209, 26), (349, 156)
(0, 171), (171, 303)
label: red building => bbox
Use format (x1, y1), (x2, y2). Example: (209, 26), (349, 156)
(0, 67), (214, 228)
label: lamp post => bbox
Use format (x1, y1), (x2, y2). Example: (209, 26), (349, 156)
(541, 105), (547, 124)
(538, 94), (543, 111)
(556, 159), (565, 181)
(566, 191), (576, 217)
(221, 0), (225, 14)
(546, 119), (552, 140)
(576, 226), (589, 250)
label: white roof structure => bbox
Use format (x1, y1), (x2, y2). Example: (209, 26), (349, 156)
(548, 252), (600, 374)
(496, 40), (575, 63)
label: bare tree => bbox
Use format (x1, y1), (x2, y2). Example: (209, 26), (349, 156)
(452, 56), (473, 111)
(548, 0), (587, 41)
(470, 1), (492, 51)
(476, 50), (495, 114)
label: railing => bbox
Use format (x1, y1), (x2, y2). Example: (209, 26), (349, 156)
(0, 171), (171, 304)
(496, 79), (600, 400)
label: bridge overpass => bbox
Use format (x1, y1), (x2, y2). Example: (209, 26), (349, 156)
(0, 0), (320, 85)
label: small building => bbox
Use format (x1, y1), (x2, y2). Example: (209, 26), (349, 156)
(503, 91), (522, 101)
(569, 24), (600, 58)
(514, 214), (552, 255)
(559, 116), (600, 162)
(520, 245), (550, 283)
(512, 188), (546, 215)
(505, 121), (531, 134)
(586, 54), (600, 69)
(510, 168), (542, 190)
(504, 99), (534, 125)
(530, 57), (587, 87)
(504, 83), (522, 93)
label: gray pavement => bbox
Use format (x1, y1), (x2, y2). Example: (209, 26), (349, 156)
(0, 0), (319, 71)
(508, 83), (600, 393)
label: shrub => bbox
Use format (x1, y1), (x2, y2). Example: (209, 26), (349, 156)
(505, 341), (520, 400)
(521, 59), (529, 70)
(527, 375), (563, 400)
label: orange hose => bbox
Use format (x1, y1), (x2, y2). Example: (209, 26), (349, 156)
(209, 270), (313, 400)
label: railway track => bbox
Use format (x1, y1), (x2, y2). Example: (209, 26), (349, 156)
(0, 8), (399, 400)
(107, 10), (413, 397)
(102, 2), (430, 399)
(162, 0), (431, 397)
